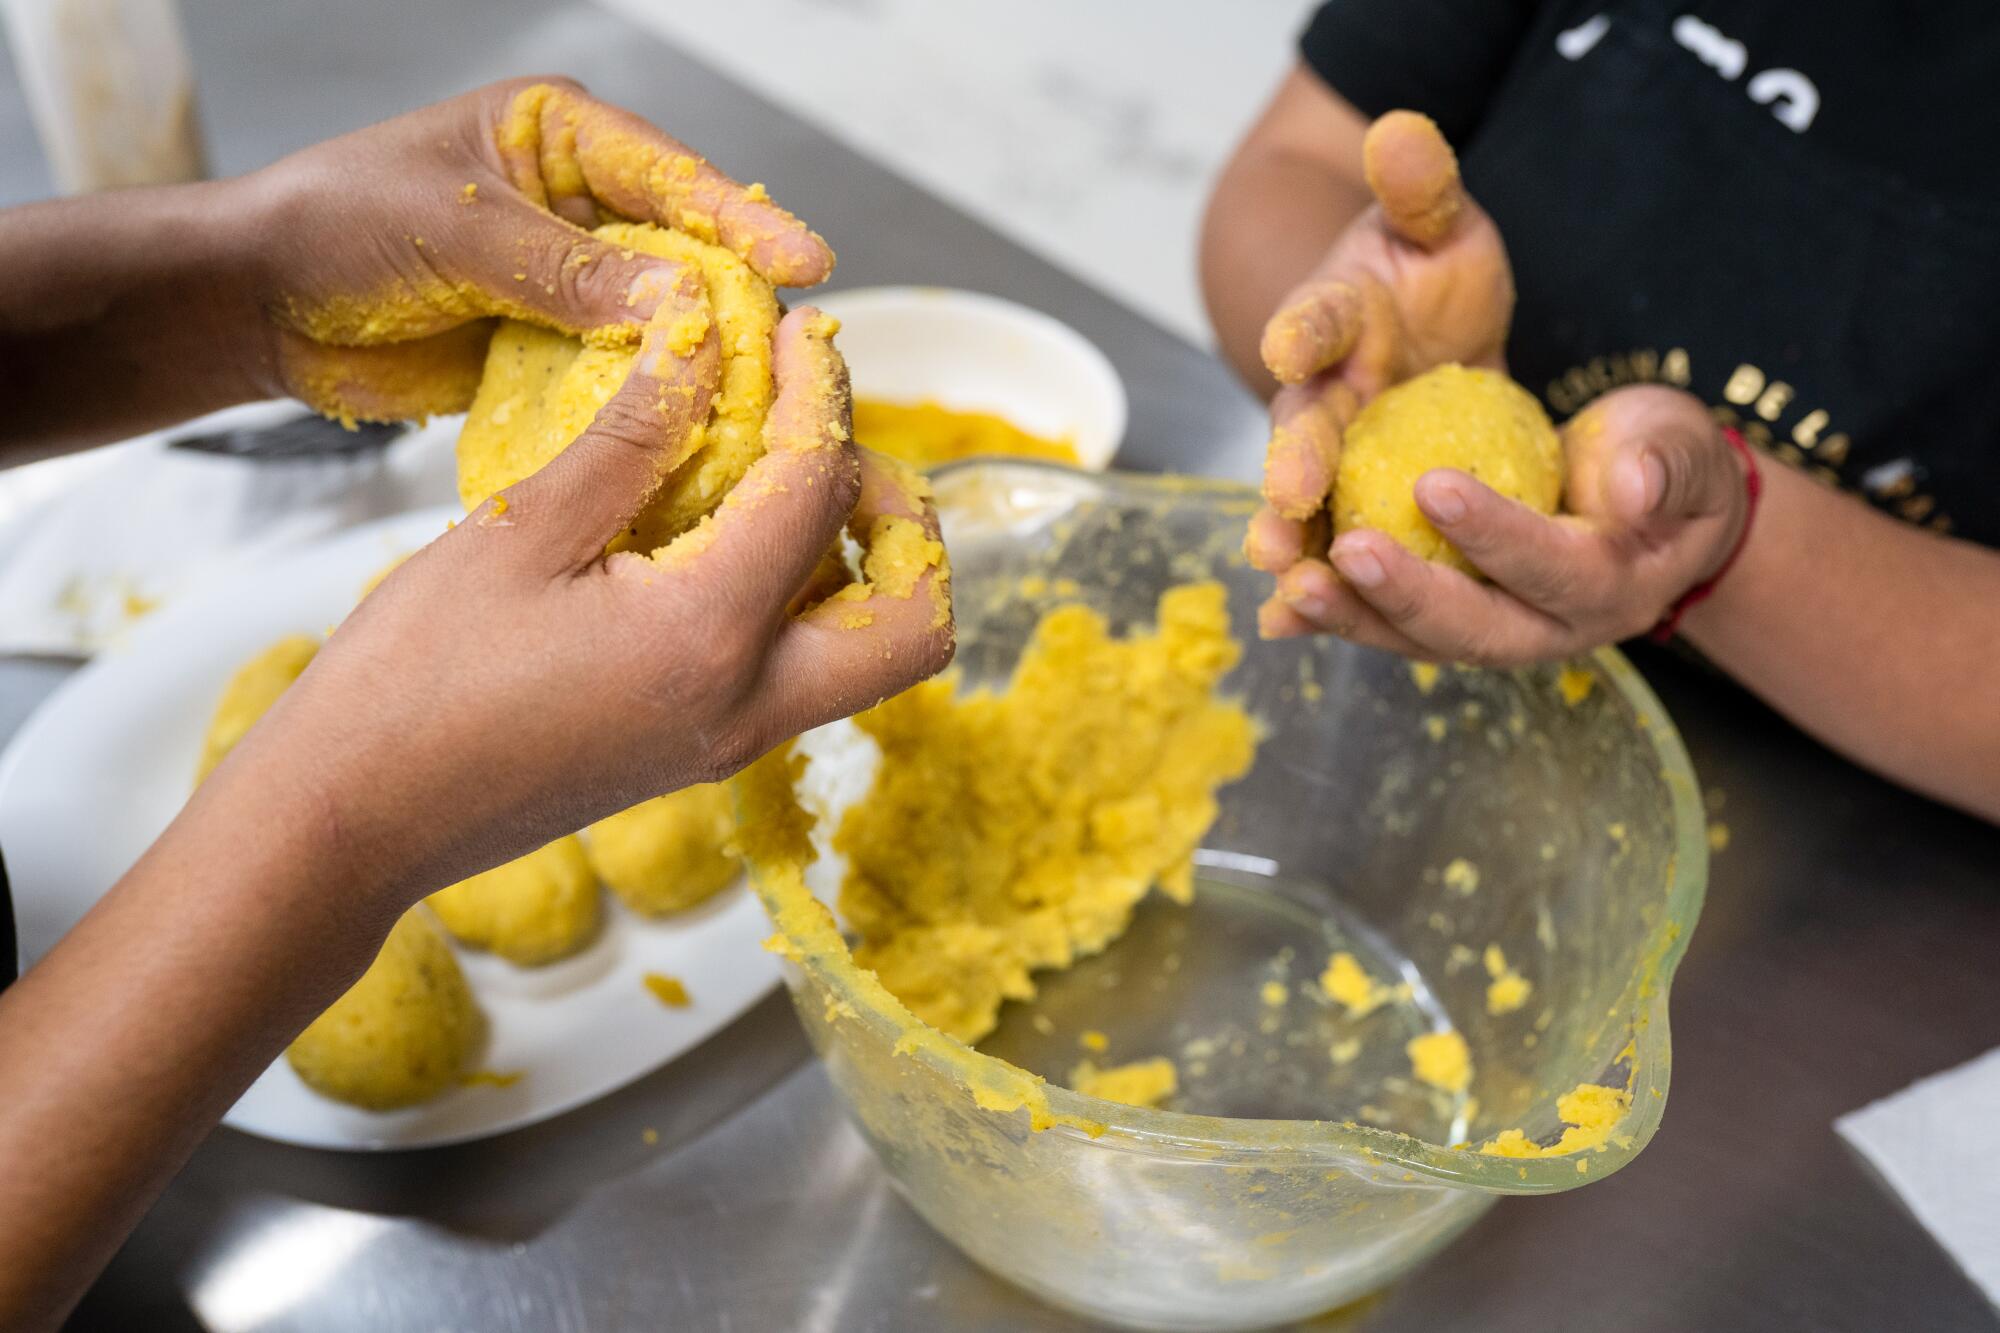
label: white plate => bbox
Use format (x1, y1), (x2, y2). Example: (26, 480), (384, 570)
(814, 286), (1127, 470)
(0, 504), (781, 1151)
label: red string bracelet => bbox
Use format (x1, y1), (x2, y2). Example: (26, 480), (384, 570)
(1649, 424), (1762, 643)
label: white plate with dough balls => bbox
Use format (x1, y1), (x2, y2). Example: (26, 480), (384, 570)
(0, 504), (782, 1151)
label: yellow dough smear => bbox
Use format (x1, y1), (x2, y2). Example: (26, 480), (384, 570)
(286, 910), (484, 1110)
(1070, 1056), (1178, 1109)
(427, 836), (601, 966)
(195, 634), (319, 783)
(834, 582), (1257, 1043)
(455, 220), (779, 554)
(853, 398), (1079, 469)
(586, 783), (741, 916)
(1334, 363), (1562, 576)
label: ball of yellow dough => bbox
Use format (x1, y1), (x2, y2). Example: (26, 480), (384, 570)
(454, 221), (779, 556)
(1333, 363), (1563, 576)
(286, 910), (484, 1110)
(426, 835), (602, 966)
(586, 784), (741, 916)
(195, 634), (320, 785)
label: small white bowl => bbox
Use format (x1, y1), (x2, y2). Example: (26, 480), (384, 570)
(811, 286), (1127, 470)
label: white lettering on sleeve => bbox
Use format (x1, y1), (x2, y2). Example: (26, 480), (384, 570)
(1671, 15), (1747, 79)
(1747, 68), (1821, 132)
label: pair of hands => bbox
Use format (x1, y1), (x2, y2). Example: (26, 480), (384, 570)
(190, 78), (952, 905)
(1248, 112), (1752, 666)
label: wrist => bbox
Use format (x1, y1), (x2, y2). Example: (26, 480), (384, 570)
(175, 733), (425, 937)
(183, 171), (294, 402)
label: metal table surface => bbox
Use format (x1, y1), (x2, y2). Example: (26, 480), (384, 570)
(3, 2), (1997, 1329)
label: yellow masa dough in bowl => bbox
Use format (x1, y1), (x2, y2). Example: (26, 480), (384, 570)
(586, 783), (741, 916)
(427, 835), (601, 965)
(1334, 363), (1562, 575)
(834, 581), (1258, 1044)
(455, 220), (780, 554)
(286, 910), (484, 1110)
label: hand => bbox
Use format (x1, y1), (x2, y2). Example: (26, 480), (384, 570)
(234, 76), (834, 424)
(1266, 384), (1752, 665)
(199, 300), (953, 910)
(1246, 110), (1515, 606)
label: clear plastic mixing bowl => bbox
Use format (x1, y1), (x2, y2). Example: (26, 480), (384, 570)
(745, 461), (1708, 1332)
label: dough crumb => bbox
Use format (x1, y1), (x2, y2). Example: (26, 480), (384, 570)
(1483, 943), (1532, 1015)
(1556, 664), (1595, 705)
(1407, 1029), (1473, 1095)
(644, 973), (692, 1008)
(1320, 951), (1393, 1019)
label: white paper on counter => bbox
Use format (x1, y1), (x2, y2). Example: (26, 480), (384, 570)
(1836, 1046), (2000, 1310)
(0, 403), (461, 657)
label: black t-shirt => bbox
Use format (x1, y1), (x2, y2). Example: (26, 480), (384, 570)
(1300, 0), (2000, 545)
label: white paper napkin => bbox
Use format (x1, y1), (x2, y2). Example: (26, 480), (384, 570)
(0, 403), (461, 657)
(1837, 1046), (2000, 1309)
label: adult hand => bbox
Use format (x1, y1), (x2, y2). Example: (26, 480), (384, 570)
(236, 76), (834, 423)
(1246, 110), (1514, 598)
(1266, 384), (1752, 665)
(203, 299), (952, 910)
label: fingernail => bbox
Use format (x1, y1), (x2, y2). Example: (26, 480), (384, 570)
(1638, 450), (1667, 513)
(1334, 548), (1385, 588)
(1287, 591), (1332, 621)
(623, 266), (678, 315)
(1423, 477), (1468, 524)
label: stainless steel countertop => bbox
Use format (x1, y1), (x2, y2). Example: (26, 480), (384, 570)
(4, 2), (1997, 1329)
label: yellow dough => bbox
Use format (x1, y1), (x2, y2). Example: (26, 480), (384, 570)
(1334, 363), (1562, 575)
(286, 910), (484, 1110)
(1481, 1082), (1631, 1158)
(1407, 1028), (1473, 1095)
(426, 836), (601, 965)
(835, 582), (1258, 1043)
(586, 784), (741, 916)
(1070, 1056), (1178, 1109)
(455, 220), (780, 554)
(195, 634), (319, 784)
(852, 398), (1078, 469)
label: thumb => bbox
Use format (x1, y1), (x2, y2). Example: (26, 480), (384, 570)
(1362, 110), (1471, 250)
(1566, 390), (1742, 529)
(491, 267), (720, 571)
(452, 193), (697, 340)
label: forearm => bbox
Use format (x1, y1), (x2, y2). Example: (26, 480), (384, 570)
(0, 178), (275, 460)
(0, 760), (402, 1329)
(1198, 67), (1371, 394)
(1684, 458), (2000, 822)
